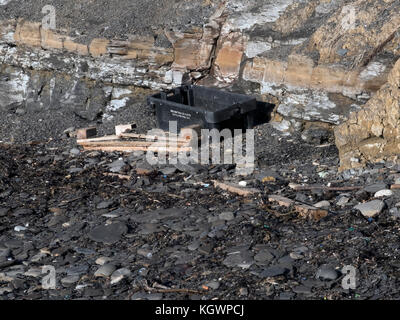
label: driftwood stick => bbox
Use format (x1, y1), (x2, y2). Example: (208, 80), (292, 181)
(120, 132), (190, 143)
(289, 184), (363, 191)
(79, 140), (190, 148)
(82, 146), (192, 153)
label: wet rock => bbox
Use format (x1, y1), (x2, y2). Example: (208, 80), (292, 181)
(96, 200), (114, 210)
(94, 264), (116, 278)
(88, 222), (128, 244)
(110, 268), (131, 284)
(314, 200), (330, 208)
(108, 159), (126, 173)
(316, 265), (340, 281)
(337, 196), (350, 206)
(66, 264), (89, 276)
(160, 167), (177, 175)
(364, 184), (388, 194)
(0, 207), (10, 217)
(260, 266), (289, 278)
(205, 280), (220, 290)
(95, 257), (113, 266)
(69, 148), (80, 156)
(24, 268), (42, 278)
(374, 190), (393, 198)
(4, 239), (23, 249)
(390, 208), (400, 219)
(293, 285), (312, 295)
(219, 211), (235, 221)
(354, 200), (385, 218)
(254, 249), (275, 264)
(223, 250), (254, 269)
(61, 275), (80, 286)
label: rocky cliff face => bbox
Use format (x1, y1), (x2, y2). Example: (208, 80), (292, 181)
(335, 58), (400, 171)
(0, 0), (399, 167)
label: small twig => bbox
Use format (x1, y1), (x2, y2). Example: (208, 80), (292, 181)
(141, 281), (203, 295)
(103, 172), (131, 180)
(289, 184), (362, 192)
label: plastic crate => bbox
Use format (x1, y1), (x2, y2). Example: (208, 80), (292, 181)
(147, 85), (257, 132)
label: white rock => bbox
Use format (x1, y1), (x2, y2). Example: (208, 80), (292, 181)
(337, 197), (350, 206)
(24, 268), (42, 278)
(314, 200), (330, 208)
(110, 268), (131, 285)
(95, 257), (113, 266)
(374, 189), (393, 198)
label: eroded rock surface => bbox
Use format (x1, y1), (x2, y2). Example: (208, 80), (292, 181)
(335, 58), (400, 170)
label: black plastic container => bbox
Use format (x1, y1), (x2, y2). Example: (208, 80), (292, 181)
(147, 85), (257, 132)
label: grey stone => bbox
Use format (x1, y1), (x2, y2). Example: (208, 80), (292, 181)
(293, 285), (312, 295)
(0, 207), (10, 217)
(219, 211), (235, 221)
(205, 280), (220, 290)
(4, 239), (23, 249)
(364, 183), (388, 193)
(94, 264), (116, 277)
(24, 268), (42, 278)
(61, 275), (80, 286)
(390, 207), (400, 219)
(188, 240), (200, 251)
(96, 200), (114, 209)
(111, 268), (131, 284)
(70, 148), (80, 155)
(160, 167), (177, 175)
(15, 108), (26, 115)
(108, 159), (126, 173)
(354, 200), (385, 217)
(96, 257), (113, 265)
(314, 200), (330, 208)
(223, 251), (254, 269)
(260, 266), (289, 277)
(66, 264), (89, 276)
(337, 48), (348, 56)
(88, 222), (128, 244)
(337, 196), (350, 206)
(316, 265), (340, 281)
(254, 249), (275, 263)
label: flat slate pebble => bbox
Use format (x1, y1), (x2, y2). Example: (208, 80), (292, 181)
(354, 200), (385, 217)
(94, 264), (116, 278)
(316, 265), (340, 281)
(88, 222), (128, 244)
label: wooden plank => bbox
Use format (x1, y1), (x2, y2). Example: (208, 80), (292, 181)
(82, 146), (192, 152)
(77, 135), (120, 144)
(79, 140), (190, 148)
(119, 132), (189, 143)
